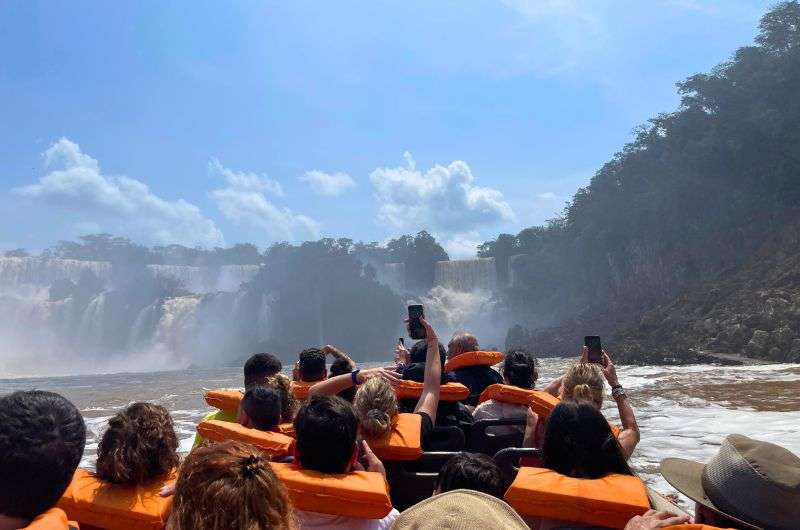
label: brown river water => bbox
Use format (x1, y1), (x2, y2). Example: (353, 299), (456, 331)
(1, 358), (799, 510)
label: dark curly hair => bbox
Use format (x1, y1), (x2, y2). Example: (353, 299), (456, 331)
(503, 350), (538, 389)
(95, 402), (179, 484)
(0, 390), (86, 520)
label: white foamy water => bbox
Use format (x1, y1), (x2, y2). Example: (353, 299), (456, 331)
(0, 358), (798, 512)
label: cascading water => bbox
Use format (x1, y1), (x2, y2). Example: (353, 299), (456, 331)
(434, 258), (497, 292)
(0, 257), (111, 297)
(377, 263), (406, 293)
(215, 265), (260, 292)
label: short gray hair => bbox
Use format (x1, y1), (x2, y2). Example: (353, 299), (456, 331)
(448, 333), (479, 355)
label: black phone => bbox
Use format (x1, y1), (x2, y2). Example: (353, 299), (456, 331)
(398, 337), (405, 346)
(584, 336), (603, 364)
(408, 304), (426, 340)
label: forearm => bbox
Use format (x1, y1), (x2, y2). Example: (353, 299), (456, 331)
(615, 394), (640, 457)
(309, 373), (354, 396)
(327, 346), (357, 369)
(544, 375), (563, 397)
(415, 338), (441, 419)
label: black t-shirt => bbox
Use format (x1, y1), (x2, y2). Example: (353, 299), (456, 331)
(452, 365), (504, 406)
(416, 411), (434, 450)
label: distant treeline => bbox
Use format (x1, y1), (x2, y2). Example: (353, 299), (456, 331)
(479, 1), (800, 351)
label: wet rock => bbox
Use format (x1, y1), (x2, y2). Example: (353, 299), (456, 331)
(745, 330), (770, 357)
(772, 326), (794, 350)
(768, 347), (785, 362)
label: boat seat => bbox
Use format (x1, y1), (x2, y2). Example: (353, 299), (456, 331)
(468, 418), (525, 456)
(493, 447), (539, 478)
(427, 425), (466, 452)
(384, 451), (461, 511)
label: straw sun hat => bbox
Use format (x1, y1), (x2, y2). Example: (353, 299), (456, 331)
(391, 489), (528, 530)
(660, 434), (800, 530)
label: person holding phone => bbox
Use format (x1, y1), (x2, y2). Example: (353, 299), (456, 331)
(541, 343), (640, 460)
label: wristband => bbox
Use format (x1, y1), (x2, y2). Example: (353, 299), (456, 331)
(611, 385), (626, 399)
(611, 384), (622, 390)
(351, 369), (361, 386)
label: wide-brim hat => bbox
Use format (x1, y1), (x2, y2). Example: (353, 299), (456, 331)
(660, 434), (800, 530)
(391, 489), (528, 529)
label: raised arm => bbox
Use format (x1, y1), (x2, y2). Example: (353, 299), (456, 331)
(413, 318), (441, 424)
(309, 367), (400, 397)
(322, 344), (357, 370)
(601, 352), (640, 459)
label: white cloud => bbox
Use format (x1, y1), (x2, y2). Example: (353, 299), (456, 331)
(441, 232), (483, 259)
(369, 152), (514, 238)
(13, 138), (224, 247)
(209, 158), (284, 197)
(300, 169), (356, 196)
(210, 160), (319, 242)
(536, 191), (559, 201)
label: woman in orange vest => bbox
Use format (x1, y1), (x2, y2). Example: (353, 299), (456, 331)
(168, 440), (296, 530)
(510, 399), (647, 529)
(542, 348), (640, 460)
(473, 350), (538, 436)
(308, 317), (443, 453)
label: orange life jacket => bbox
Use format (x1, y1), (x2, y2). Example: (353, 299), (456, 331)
(270, 462), (393, 519)
(366, 413), (423, 461)
(290, 380), (314, 400)
(478, 384), (560, 419)
(393, 380), (470, 401)
(57, 469), (176, 530)
(203, 389), (242, 413)
(444, 350), (504, 372)
(504, 467), (650, 529)
(197, 420), (295, 457)
(23, 508), (71, 530)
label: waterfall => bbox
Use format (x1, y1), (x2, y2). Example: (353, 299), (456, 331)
(377, 262), (406, 292)
(0, 257), (111, 297)
(508, 254), (528, 287)
(215, 265), (260, 292)
(434, 258), (497, 292)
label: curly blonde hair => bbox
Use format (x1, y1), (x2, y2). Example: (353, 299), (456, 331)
(560, 363), (605, 408)
(354, 377), (398, 438)
(264, 374), (297, 423)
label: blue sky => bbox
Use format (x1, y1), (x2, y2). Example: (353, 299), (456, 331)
(0, 0), (772, 257)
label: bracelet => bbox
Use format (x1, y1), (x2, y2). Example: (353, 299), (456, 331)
(611, 384), (622, 390)
(611, 385), (626, 399)
(350, 369), (361, 386)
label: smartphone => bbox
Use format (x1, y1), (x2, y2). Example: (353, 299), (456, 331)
(408, 304), (426, 340)
(398, 337), (405, 346)
(584, 336), (603, 364)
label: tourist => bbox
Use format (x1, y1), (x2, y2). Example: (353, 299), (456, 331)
(540, 399), (633, 478)
(391, 489), (528, 530)
(193, 352), (283, 446)
(292, 395), (400, 528)
(0, 390), (86, 530)
(295, 348), (327, 383)
(447, 333), (502, 406)
(472, 350), (537, 436)
(167, 440), (296, 530)
(326, 344), (358, 402)
(96, 402), (179, 484)
(544, 347), (640, 459)
(239, 385), (282, 431)
(308, 317), (442, 450)
(660, 433), (800, 530)
(265, 373), (297, 422)
(433, 452), (508, 499)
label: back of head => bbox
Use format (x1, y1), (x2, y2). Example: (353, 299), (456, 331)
(434, 452), (508, 499)
(298, 348), (326, 382)
(409, 340), (447, 366)
(542, 400), (631, 479)
(169, 440), (294, 530)
(0, 390), (86, 520)
(264, 374), (297, 422)
(244, 352), (282, 387)
(329, 358), (356, 402)
(96, 402), (179, 485)
(561, 363), (604, 407)
(294, 395), (358, 474)
(448, 333), (479, 357)
(354, 377), (397, 439)
(241, 385), (282, 431)
(502, 350), (538, 389)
